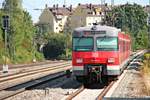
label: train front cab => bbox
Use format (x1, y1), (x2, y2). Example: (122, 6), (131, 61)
(72, 26), (131, 83)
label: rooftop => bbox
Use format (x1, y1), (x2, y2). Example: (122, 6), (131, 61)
(48, 4), (73, 16)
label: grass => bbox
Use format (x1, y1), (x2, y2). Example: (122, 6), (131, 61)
(141, 52), (150, 95)
(142, 53), (150, 75)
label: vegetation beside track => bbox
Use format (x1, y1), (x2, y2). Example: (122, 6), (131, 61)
(142, 53), (150, 75)
(141, 52), (150, 95)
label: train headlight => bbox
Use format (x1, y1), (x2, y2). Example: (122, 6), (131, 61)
(76, 58), (83, 63)
(108, 58), (115, 63)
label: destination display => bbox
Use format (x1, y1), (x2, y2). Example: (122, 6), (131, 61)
(73, 31), (106, 37)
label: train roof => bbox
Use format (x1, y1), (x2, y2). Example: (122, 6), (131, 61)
(74, 25), (121, 37)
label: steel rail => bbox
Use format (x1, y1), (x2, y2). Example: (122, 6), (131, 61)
(66, 85), (85, 100)
(97, 81), (115, 100)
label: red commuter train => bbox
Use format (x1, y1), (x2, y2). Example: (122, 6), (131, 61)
(72, 25), (131, 83)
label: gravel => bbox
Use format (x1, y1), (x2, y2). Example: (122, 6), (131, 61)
(5, 75), (81, 100)
(111, 58), (148, 97)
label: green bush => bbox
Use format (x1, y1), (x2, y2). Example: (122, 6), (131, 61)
(35, 51), (44, 61)
(43, 33), (66, 59)
(42, 32), (72, 60)
(58, 48), (72, 60)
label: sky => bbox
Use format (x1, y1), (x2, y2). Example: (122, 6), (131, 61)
(0, 0), (149, 23)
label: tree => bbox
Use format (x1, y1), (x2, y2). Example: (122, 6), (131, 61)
(106, 3), (149, 50)
(136, 27), (149, 49)
(0, 0), (43, 63)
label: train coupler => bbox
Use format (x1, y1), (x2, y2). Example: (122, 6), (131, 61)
(88, 66), (102, 83)
(95, 71), (102, 83)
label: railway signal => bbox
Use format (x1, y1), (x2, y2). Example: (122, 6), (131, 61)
(2, 15), (10, 29)
(2, 15), (10, 73)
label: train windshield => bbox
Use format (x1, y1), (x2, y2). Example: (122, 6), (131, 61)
(73, 37), (93, 51)
(96, 37), (118, 51)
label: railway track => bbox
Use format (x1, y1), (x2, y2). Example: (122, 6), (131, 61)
(0, 61), (72, 100)
(0, 61), (71, 78)
(0, 50), (147, 100)
(65, 81), (115, 100)
(0, 71), (68, 100)
(0, 63), (71, 91)
(0, 62), (70, 78)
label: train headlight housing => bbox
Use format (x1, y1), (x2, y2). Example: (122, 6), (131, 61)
(76, 58), (83, 63)
(108, 58), (115, 63)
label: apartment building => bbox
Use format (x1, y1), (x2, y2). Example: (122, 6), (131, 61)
(37, 4), (72, 33)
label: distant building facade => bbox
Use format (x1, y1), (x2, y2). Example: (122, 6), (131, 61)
(144, 6), (150, 25)
(37, 4), (110, 33)
(70, 4), (110, 30)
(37, 4), (72, 33)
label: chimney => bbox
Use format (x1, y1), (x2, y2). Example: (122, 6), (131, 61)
(89, 3), (92, 9)
(63, 5), (66, 8)
(70, 5), (72, 11)
(53, 4), (55, 9)
(45, 4), (48, 8)
(56, 4), (58, 9)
